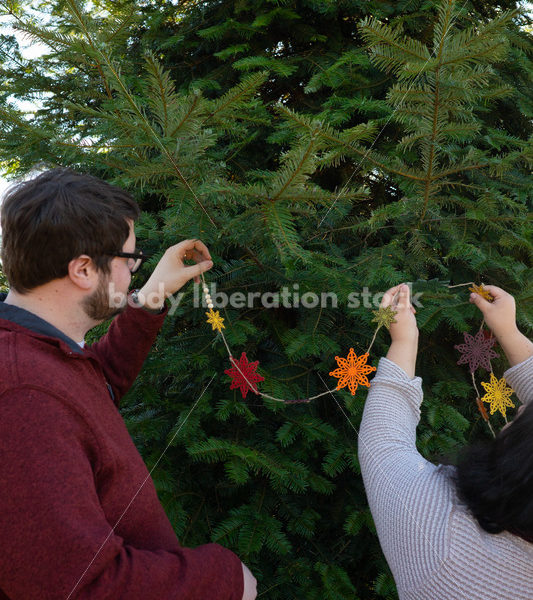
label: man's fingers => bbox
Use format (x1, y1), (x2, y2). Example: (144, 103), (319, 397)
(184, 260), (213, 284)
(176, 239), (212, 264)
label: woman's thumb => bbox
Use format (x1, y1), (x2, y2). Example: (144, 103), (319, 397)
(469, 291), (487, 310)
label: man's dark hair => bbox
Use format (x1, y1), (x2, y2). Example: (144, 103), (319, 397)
(456, 402), (533, 540)
(0, 167), (140, 293)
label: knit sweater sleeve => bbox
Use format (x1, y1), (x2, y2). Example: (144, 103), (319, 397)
(358, 357), (454, 592)
(0, 387), (244, 600)
(503, 354), (533, 406)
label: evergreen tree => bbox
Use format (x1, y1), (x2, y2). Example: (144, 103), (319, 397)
(0, 0), (531, 597)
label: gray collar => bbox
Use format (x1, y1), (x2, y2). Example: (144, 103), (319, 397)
(0, 292), (83, 354)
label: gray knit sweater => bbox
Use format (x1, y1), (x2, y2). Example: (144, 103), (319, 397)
(359, 354), (533, 600)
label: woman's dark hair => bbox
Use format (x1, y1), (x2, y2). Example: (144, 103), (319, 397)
(456, 402), (533, 538)
(1, 167), (140, 293)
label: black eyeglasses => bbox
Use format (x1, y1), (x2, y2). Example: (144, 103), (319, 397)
(109, 251), (151, 274)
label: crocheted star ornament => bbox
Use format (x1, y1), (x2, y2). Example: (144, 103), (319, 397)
(371, 306), (397, 330)
(481, 373), (515, 418)
(469, 284), (493, 302)
(329, 349), (376, 395)
(206, 309), (225, 332)
(454, 330), (499, 373)
(224, 352), (265, 399)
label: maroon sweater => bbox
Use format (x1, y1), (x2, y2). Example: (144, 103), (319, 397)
(0, 297), (243, 599)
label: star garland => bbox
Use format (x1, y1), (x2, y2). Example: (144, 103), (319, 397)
(200, 276), (516, 422)
(454, 283), (516, 435)
(199, 276), (399, 404)
(468, 284), (493, 303)
(371, 306), (397, 330)
(206, 309), (225, 332)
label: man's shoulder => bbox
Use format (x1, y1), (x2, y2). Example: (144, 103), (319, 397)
(0, 325), (89, 398)
(0, 329), (109, 447)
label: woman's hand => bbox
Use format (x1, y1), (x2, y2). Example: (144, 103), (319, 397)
(468, 285), (517, 342)
(381, 283), (419, 378)
(469, 285), (532, 368)
(381, 283), (418, 343)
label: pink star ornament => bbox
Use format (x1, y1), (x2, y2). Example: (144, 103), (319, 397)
(454, 330), (499, 373)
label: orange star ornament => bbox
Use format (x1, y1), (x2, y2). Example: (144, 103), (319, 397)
(329, 349), (376, 395)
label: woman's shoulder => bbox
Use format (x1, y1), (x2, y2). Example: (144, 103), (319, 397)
(408, 465), (533, 598)
(446, 475), (533, 557)
(432, 463), (459, 499)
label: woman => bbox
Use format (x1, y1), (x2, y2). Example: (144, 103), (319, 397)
(359, 284), (533, 600)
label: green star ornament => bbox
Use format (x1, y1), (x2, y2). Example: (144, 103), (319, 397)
(371, 306), (397, 330)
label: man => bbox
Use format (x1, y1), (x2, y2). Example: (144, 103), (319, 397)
(0, 168), (257, 599)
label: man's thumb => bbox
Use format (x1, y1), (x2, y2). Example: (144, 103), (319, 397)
(187, 260), (213, 279)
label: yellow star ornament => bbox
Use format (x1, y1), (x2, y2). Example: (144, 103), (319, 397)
(469, 284), (493, 303)
(480, 373), (515, 418)
(329, 349), (376, 395)
(205, 309), (225, 332)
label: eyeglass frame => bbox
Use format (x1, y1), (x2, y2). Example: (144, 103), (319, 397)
(108, 251), (151, 274)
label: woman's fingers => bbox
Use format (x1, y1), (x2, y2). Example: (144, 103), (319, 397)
(382, 283), (413, 312)
(481, 284), (504, 297)
(381, 284), (403, 309)
(397, 284), (413, 311)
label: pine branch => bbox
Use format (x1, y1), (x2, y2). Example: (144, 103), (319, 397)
(263, 202), (313, 265)
(271, 136), (320, 202)
(63, 0), (217, 228)
(203, 71), (268, 124)
(358, 16), (431, 74)
(417, 0), (455, 224)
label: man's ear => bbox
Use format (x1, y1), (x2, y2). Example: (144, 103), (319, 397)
(68, 255), (99, 291)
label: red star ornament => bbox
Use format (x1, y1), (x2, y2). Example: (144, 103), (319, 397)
(224, 352), (265, 399)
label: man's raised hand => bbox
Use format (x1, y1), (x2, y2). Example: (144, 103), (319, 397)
(138, 239), (213, 310)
